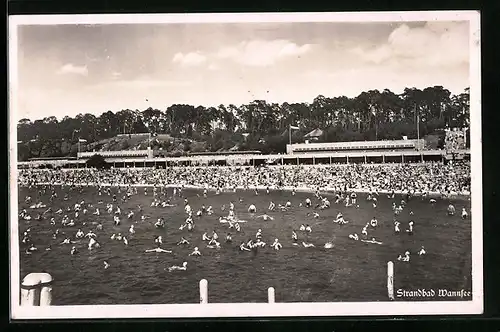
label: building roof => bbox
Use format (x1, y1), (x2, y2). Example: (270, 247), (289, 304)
(304, 128), (324, 138)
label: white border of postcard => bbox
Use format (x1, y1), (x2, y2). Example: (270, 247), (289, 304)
(9, 11), (482, 319)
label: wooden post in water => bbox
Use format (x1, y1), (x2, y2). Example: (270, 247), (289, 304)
(268, 287), (275, 303)
(387, 261), (395, 301)
(21, 273), (53, 306)
(200, 279), (208, 304)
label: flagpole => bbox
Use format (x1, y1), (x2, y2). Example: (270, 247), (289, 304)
(415, 104), (420, 150)
(289, 125), (291, 146)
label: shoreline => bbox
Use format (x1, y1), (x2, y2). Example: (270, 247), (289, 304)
(19, 182), (471, 200)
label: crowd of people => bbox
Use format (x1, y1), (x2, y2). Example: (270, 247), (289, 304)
(18, 162), (471, 196)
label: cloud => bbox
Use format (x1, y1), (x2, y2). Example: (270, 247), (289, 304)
(351, 21), (469, 67)
(172, 52), (207, 67)
(215, 39), (313, 67)
(56, 63), (89, 76)
(111, 72), (121, 79)
(208, 63), (220, 71)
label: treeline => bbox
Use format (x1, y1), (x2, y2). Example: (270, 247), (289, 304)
(17, 86), (470, 160)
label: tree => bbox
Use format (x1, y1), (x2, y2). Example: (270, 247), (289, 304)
(17, 84), (470, 158)
(86, 154), (110, 169)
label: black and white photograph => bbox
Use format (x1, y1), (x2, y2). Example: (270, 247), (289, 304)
(9, 11), (482, 319)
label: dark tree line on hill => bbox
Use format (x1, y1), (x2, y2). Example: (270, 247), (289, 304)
(17, 86), (470, 160)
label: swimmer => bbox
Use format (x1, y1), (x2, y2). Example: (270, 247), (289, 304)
(271, 238), (282, 251)
(207, 240), (221, 249)
(370, 217), (378, 227)
(394, 221), (401, 233)
(154, 218), (165, 228)
(292, 230), (299, 245)
(225, 233), (232, 243)
(116, 233), (123, 241)
(123, 237), (128, 246)
(361, 226), (368, 237)
(397, 251), (410, 262)
(349, 233), (359, 241)
(145, 247), (172, 253)
(302, 241), (315, 248)
(45, 245), (52, 251)
(256, 229), (262, 239)
(285, 201), (292, 208)
(447, 204), (456, 216)
(248, 204), (257, 213)
(429, 198), (436, 204)
(167, 262), (187, 272)
(154, 235), (163, 246)
(305, 198), (311, 208)
(350, 192), (357, 205)
(255, 238), (266, 248)
(75, 229), (85, 239)
(88, 237), (98, 250)
(313, 212), (320, 219)
(324, 242), (334, 249)
(299, 224), (306, 231)
(129, 225), (135, 234)
(257, 214), (274, 221)
(361, 237), (383, 245)
(406, 221), (414, 235)
(70, 246), (78, 255)
(461, 208), (468, 219)
(418, 246), (426, 256)
(85, 231), (96, 238)
(202, 232), (211, 241)
(305, 225), (312, 233)
(240, 242), (251, 251)
(268, 201), (276, 210)
(189, 247), (202, 256)
(60, 238), (72, 245)
(177, 237), (189, 246)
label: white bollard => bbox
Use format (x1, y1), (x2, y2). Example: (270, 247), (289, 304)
(268, 287), (275, 303)
(387, 261), (394, 301)
(21, 273), (53, 306)
(199, 279), (208, 304)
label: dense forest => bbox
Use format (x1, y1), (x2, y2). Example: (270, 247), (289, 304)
(17, 86), (470, 160)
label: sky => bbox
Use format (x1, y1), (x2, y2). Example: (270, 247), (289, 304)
(12, 19), (470, 121)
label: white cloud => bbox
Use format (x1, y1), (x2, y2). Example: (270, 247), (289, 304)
(351, 22), (469, 67)
(172, 52), (207, 67)
(215, 39), (313, 67)
(111, 71), (121, 79)
(208, 63), (220, 71)
(56, 63), (89, 76)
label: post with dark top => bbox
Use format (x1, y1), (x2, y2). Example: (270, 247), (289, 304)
(387, 261), (395, 300)
(200, 279), (208, 304)
(268, 287), (275, 303)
